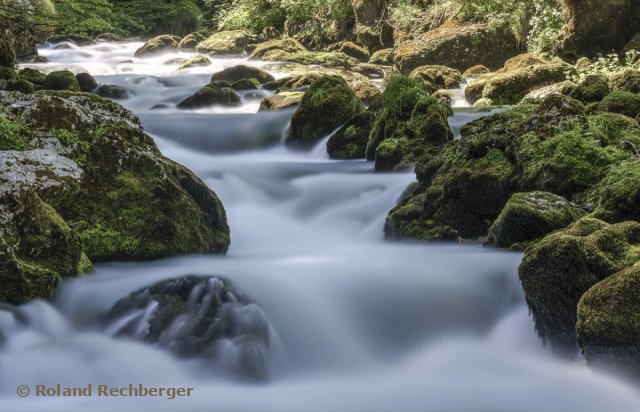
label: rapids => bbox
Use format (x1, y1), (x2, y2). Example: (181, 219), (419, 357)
(1, 41), (639, 411)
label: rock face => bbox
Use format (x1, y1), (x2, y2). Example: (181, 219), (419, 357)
(557, 0), (640, 58)
(0, 91), (230, 265)
(393, 22), (519, 73)
(103, 276), (270, 380)
(134, 35), (181, 57)
(519, 218), (640, 354)
(577, 263), (640, 379)
(196, 30), (251, 55)
(286, 76), (365, 148)
(487, 191), (581, 249)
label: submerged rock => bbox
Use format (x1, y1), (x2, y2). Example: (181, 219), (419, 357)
(519, 218), (640, 354)
(103, 275), (270, 380)
(286, 76), (364, 148)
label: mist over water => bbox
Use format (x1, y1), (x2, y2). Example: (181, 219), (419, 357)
(2, 41), (639, 411)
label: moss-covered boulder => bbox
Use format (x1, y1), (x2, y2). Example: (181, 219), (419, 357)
(177, 83), (240, 109)
(286, 76), (365, 148)
(481, 63), (574, 105)
(177, 56), (211, 70)
(134, 35), (181, 57)
(76, 73), (98, 93)
(576, 263), (640, 379)
(231, 78), (260, 90)
(263, 72), (326, 91)
(410, 65), (465, 90)
(590, 160), (640, 223)
(0, 31), (16, 68)
(178, 31), (209, 50)
(96, 84), (130, 100)
(463, 65), (491, 76)
(258, 91), (304, 111)
(0, 187), (92, 304)
(597, 91), (640, 119)
(261, 50), (360, 70)
(369, 48), (393, 65)
(609, 69), (640, 93)
(18, 68), (46, 88)
(44, 70), (81, 92)
(569, 74), (610, 104)
(248, 38), (307, 60)
(196, 30), (251, 55)
(500, 53), (548, 72)
(519, 218), (640, 354)
(210, 65), (274, 85)
(384, 93), (633, 244)
(351, 80), (380, 106)
(393, 22), (519, 73)
(326, 111), (376, 159)
(487, 191), (581, 249)
(0, 91), (230, 262)
(366, 75), (453, 171)
(327, 41), (370, 63)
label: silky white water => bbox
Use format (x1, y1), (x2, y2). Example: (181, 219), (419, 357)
(1, 41), (639, 411)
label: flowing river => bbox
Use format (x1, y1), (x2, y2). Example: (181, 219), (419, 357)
(1, 42), (639, 411)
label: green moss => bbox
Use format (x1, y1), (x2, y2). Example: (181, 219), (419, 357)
(326, 110), (375, 159)
(286, 75), (364, 148)
(177, 84), (241, 109)
(0, 114), (29, 151)
(410, 65), (465, 90)
(577, 263), (640, 378)
(53, 128), (91, 165)
(588, 112), (640, 148)
(44, 70), (81, 92)
(261, 50), (359, 70)
(518, 218), (640, 354)
(598, 91), (640, 119)
(569, 74), (610, 104)
(177, 56), (211, 70)
(590, 160), (640, 223)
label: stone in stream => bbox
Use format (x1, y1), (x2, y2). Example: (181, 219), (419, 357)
(134, 35), (181, 57)
(248, 38), (307, 60)
(103, 275), (270, 380)
(76, 72), (98, 93)
(519, 218), (640, 355)
(258, 91), (304, 111)
(409, 65), (465, 90)
(210, 65), (275, 85)
(0, 91), (230, 283)
(43, 70), (81, 92)
(96, 84), (130, 100)
(285, 75), (365, 149)
(177, 83), (241, 109)
(196, 30), (251, 55)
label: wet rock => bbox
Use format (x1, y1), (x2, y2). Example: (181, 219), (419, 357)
(177, 83), (241, 109)
(258, 91), (304, 111)
(210, 65), (275, 85)
(351, 80), (380, 106)
(231, 78), (261, 91)
(249, 38), (307, 60)
(263, 72), (326, 90)
(44, 70), (80, 92)
(393, 22), (518, 73)
(577, 263), (640, 380)
(196, 30), (251, 55)
(178, 31), (209, 50)
(519, 218), (640, 354)
(177, 56), (211, 71)
(103, 275), (270, 380)
(352, 63), (385, 78)
(326, 111), (376, 159)
(0, 91), (230, 261)
(134, 35), (181, 57)
(286, 75), (365, 148)
(487, 191), (581, 249)
(96, 84), (130, 100)
(76, 72), (98, 93)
